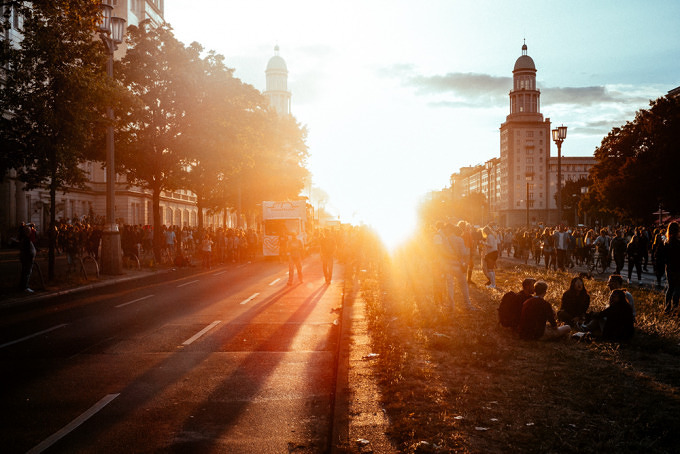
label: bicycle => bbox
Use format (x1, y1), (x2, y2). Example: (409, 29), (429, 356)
(587, 250), (608, 275)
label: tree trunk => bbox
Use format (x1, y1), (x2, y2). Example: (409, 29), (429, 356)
(196, 194), (204, 231)
(48, 165), (57, 281)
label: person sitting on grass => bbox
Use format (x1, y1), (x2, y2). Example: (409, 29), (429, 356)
(579, 289), (634, 341)
(518, 281), (572, 341)
(498, 278), (536, 329)
(557, 276), (590, 327)
(606, 274), (635, 320)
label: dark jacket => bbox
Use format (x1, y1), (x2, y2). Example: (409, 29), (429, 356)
(560, 289), (590, 319)
(600, 299), (635, 341)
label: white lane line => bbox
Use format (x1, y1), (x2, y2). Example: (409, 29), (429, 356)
(27, 393), (120, 454)
(212, 271), (227, 276)
(182, 321), (221, 346)
(269, 278), (281, 286)
(240, 293), (260, 305)
(177, 280), (200, 288)
(115, 294), (154, 308)
(0, 324), (68, 350)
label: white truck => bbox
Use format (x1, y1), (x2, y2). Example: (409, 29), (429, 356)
(262, 200), (309, 257)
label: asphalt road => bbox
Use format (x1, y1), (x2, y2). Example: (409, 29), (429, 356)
(0, 255), (343, 453)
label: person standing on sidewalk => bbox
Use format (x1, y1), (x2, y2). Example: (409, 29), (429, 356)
(18, 223), (36, 293)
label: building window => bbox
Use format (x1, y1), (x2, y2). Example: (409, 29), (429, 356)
(527, 157), (533, 164)
(527, 131), (534, 137)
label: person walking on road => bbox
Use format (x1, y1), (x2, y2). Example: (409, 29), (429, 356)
(286, 233), (304, 285)
(18, 223), (37, 293)
(320, 229), (336, 284)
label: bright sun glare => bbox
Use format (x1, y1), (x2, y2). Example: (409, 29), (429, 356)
(366, 211), (418, 253)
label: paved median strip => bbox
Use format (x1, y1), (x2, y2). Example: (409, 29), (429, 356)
(0, 324), (68, 350)
(240, 293), (260, 305)
(182, 321), (221, 346)
(27, 393), (120, 454)
(115, 294), (154, 308)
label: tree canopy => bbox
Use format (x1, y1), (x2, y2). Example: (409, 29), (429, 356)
(589, 95), (680, 223)
(116, 21), (309, 246)
(0, 0), (120, 278)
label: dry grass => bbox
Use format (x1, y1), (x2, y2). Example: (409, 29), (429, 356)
(357, 238), (680, 453)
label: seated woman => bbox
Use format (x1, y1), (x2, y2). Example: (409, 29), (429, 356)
(580, 289), (635, 341)
(557, 276), (590, 327)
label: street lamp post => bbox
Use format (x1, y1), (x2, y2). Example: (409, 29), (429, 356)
(98, 1), (125, 274)
(525, 172), (533, 228)
(580, 186), (589, 226)
(552, 125), (567, 225)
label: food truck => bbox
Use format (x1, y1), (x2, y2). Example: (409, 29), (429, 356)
(262, 200), (309, 256)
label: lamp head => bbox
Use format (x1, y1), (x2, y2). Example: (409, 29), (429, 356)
(558, 125), (567, 140)
(98, 2), (113, 34)
(111, 16), (126, 44)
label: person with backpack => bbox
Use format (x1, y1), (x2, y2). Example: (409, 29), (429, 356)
(498, 278), (536, 329)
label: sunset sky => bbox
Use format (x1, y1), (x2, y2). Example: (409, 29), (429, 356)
(165, 0), (680, 247)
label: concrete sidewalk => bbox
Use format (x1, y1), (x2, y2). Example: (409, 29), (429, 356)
(333, 278), (396, 453)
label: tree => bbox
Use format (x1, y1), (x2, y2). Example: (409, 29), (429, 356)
(0, 0), (119, 279)
(233, 112), (310, 222)
(177, 49), (267, 230)
(116, 21), (198, 258)
(555, 176), (589, 225)
(589, 95), (680, 223)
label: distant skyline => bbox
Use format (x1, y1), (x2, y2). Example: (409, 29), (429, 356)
(165, 0), (680, 247)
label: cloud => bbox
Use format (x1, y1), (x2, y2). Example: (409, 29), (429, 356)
(382, 64), (655, 110)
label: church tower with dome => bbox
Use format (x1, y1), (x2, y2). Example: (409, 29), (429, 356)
(498, 42), (553, 227)
(264, 45), (291, 115)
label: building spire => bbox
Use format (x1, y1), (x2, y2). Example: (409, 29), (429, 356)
(522, 39), (527, 56)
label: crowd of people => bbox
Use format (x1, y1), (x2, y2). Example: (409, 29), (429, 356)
(432, 219), (680, 342)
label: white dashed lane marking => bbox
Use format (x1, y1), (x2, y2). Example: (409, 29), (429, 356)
(0, 324), (68, 350)
(115, 294), (154, 308)
(177, 280), (200, 288)
(240, 293), (260, 305)
(27, 393), (120, 454)
(182, 321), (222, 346)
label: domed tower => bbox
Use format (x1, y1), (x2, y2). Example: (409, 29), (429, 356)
(509, 42), (541, 119)
(498, 42), (552, 227)
(264, 45), (291, 115)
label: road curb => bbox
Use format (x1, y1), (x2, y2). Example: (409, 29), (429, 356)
(330, 272), (352, 452)
(0, 268), (175, 309)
